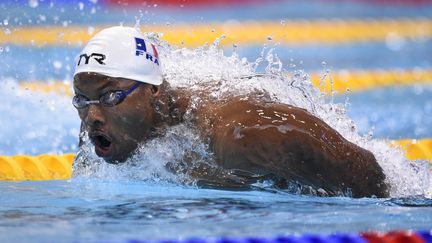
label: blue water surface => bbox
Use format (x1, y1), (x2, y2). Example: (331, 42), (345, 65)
(2, 0), (432, 26)
(0, 180), (431, 243)
(2, 41), (431, 81)
(335, 85), (432, 139)
(1, 1), (432, 243)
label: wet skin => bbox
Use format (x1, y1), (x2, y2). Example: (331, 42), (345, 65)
(198, 98), (388, 197)
(74, 72), (388, 198)
(74, 73), (161, 162)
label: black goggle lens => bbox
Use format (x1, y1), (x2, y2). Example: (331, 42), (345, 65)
(100, 91), (125, 107)
(72, 95), (90, 109)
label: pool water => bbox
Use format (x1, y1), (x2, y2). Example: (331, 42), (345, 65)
(1, 63), (431, 242)
(1, 180), (432, 242)
(1, 1), (432, 242)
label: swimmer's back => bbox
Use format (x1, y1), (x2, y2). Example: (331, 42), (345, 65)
(196, 97), (388, 197)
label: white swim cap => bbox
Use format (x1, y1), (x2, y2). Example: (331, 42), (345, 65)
(73, 26), (162, 85)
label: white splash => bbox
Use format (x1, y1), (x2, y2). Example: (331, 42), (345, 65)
(5, 27), (422, 198)
(146, 35), (431, 198)
(0, 79), (79, 155)
(73, 125), (211, 185)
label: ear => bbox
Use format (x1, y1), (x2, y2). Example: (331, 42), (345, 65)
(151, 85), (161, 97)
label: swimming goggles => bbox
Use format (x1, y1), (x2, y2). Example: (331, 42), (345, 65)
(73, 82), (141, 109)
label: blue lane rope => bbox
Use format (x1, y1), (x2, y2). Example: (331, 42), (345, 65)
(117, 231), (432, 243)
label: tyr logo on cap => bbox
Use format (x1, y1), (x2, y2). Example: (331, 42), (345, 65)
(135, 37), (159, 66)
(77, 53), (106, 66)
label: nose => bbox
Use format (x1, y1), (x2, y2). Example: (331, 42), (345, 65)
(83, 104), (106, 129)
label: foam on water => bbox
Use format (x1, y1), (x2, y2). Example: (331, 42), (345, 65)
(71, 30), (432, 198)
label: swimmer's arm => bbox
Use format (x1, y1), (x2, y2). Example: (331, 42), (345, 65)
(208, 100), (388, 198)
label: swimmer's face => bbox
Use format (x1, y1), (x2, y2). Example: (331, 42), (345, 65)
(73, 72), (158, 163)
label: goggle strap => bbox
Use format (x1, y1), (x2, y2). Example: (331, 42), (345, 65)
(120, 82), (141, 99)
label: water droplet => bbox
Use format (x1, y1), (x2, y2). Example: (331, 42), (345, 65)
(280, 19), (286, 25)
(53, 61), (62, 70)
(386, 32), (405, 51)
(241, 57), (247, 65)
(367, 130), (374, 140)
(78, 2), (84, 11)
(57, 32), (65, 39)
(233, 43), (238, 48)
(3, 19), (8, 25)
(321, 61), (327, 66)
(38, 15), (46, 22)
(28, 0), (39, 8)
(267, 36), (273, 41)
(87, 26), (94, 35)
(153, 4), (158, 7)
(211, 29), (215, 33)
(4, 28), (11, 35)
(91, 7), (96, 14)
(0, 46), (3, 53)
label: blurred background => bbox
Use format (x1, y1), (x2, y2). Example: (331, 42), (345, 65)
(0, 0), (431, 155)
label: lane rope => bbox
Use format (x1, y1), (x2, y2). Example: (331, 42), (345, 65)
(309, 69), (432, 94)
(0, 139), (430, 181)
(113, 231), (430, 243)
(0, 154), (74, 181)
(1, 19), (431, 47)
(17, 68), (432, 96)
(113, 231), (432, 243)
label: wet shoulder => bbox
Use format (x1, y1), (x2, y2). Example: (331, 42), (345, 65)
(206, 96), (318, 128)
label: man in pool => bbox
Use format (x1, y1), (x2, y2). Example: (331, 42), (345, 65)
(73, 26), (388, 198)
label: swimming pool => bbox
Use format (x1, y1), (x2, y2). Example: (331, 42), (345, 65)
(1, 179), (432, 242)
(1, 0), (432, 242)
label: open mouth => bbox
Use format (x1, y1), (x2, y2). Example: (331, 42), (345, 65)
(89, 132), (113, 158)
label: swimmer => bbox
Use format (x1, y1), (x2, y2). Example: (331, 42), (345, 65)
(73, 26), (388, 198)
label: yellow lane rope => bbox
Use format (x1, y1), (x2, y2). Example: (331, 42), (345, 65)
(19, 68), (432, 96)
(309, 69), (432, 94)
(0, 154), (74, 181)
(20, 81), (74, 96)
(0, 139), (431, 181)
(1, 19), (431, 47)
(393, 139), (432, 161)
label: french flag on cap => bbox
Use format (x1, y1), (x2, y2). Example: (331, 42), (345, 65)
(134, 37), (159, 66)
